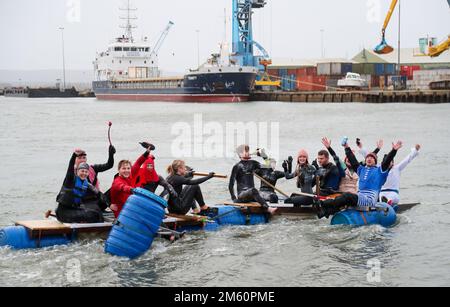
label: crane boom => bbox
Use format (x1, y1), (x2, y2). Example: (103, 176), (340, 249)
(428, 36), (450, 57)
(151, 21), (174, 56)
(374, 0), (398, 54)
(382, 0), (398, 32)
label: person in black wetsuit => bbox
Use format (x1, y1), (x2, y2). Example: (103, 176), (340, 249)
(229, 145), (277, 215)
(166, 160), (214, 215)
(256, 157), (287, 204)
(56, 152), (105, 223)
(284, 149), (318, 207)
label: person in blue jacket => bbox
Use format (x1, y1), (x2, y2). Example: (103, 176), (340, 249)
(314, 140), (403, 219)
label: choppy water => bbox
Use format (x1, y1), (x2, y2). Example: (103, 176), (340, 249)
(0, 97), (449, 287)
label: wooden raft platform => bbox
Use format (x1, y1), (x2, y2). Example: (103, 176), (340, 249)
(15, 220), (113, 239)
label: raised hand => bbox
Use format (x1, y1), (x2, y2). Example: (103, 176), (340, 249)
(415, 144), (421, 151)
(322, 137), (332, 149)
(376, 140), (384, 150)
(392, 141), (403, 151)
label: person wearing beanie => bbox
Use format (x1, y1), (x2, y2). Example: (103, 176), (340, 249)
(229, 145), (277, 215)
(284, 149), (318, 207)
(380, 144), (421, 205)
(73, 145), (116, 191)
(314, 140), (403, 219)
(55, 151), (105, 223)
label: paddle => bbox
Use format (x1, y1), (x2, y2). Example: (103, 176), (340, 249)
(107, 121), (113, 146)
(253, 173), (290, 198)
(193, 172), (228, 179)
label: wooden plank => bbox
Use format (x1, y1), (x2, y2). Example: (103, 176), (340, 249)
(166, 213), (205, 222)
(16, 220), (71, 231)
(223, 202), (263, 208)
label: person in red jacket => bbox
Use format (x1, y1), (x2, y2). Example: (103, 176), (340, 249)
(110, 147), (151, 218)
(134, 155), (178, 198)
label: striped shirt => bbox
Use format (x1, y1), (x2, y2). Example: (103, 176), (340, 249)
(356, 165), (390, 208)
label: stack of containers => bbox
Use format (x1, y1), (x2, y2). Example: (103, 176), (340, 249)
(317, 62), (353, 91)
(296, 66), (327, 91)
(401, 66), (421, 80)
(407, 69), (450, 90)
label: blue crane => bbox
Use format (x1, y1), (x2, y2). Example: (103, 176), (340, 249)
(231, 0), (269, 70)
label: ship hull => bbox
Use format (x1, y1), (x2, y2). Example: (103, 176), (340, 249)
(93, 72), (256, 103)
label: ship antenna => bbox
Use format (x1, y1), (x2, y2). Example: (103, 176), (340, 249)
(119, 0), (137, 41)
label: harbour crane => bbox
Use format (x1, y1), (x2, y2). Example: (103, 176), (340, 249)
(231, 0), (280, 89)
(150, 21), (175, 57)
(375, 0), (449, 57)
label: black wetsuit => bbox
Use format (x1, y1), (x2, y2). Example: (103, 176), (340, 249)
(56, 153), (104, 223)
(256, 168), (286, 203)
(166, 173), (213, 215)
(88, 145), (116, 187)
(137, 175), (177, 198)
(285, 164), (317, 207)
(229, 160), (268, 209)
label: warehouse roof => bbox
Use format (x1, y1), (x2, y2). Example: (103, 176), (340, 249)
(353, 48), (450, 65)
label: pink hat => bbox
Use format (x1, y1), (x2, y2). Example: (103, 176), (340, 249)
(297, 149), (309, 163)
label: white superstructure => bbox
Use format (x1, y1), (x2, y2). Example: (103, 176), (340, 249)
(93, 1), (173, 81)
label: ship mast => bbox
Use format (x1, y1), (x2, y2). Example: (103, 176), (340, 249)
(119, 0), (137, 41)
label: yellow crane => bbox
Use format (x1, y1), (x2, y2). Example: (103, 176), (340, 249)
(374, 0), (398, 55)
(427, 36), (450, 57)
(375, 0), (449, 57)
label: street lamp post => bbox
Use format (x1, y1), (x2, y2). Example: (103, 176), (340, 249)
(59, 27), (66, 91)
(196, 30), (200, 68)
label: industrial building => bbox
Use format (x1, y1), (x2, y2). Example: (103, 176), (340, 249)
(268, 48), (450, 91)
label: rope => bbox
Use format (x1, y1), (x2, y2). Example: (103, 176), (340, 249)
(266, 73), (347, 92)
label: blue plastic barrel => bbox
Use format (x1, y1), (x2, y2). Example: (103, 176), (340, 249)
(212, 205), (269, 226)
(0, 226), (72, 249)
(105, 188), (167, 259)
(176, 221), (220, 233)
(331, 203), (397, 228)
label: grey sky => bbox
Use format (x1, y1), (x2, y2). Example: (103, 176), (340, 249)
(0, 0), (449, 72)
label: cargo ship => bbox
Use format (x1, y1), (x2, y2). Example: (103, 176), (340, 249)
(92, 3), (257, 103)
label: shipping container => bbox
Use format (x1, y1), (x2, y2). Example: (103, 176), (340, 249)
(268, 69), (279, 77)
(374, 63), (385, 76)
(353, 63), (376, 75)
(317, 63), (331, 76)
(297, 76), (327, 91)
(296, 67), (317, 77)
(385, 64), (396, 75)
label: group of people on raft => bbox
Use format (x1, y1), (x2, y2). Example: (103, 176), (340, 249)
(55, 137), (420, 224)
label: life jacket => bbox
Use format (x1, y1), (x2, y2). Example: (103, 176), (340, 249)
(73, 177), (89, 205)
(57, 177), (89, 209)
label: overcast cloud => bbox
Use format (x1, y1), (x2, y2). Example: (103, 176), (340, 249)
(0, 0), (449, 73)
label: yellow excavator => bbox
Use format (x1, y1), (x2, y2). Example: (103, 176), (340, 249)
(427, 36), (450, 57)
(374, 0), (449, 57)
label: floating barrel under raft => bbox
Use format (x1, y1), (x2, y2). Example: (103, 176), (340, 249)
(105, 188), (167, 259)
(331, 203), (397, 228)
(0, 226), (72, 249)
(209, 205), (269, 226)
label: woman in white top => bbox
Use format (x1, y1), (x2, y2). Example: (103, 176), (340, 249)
(380, 144), (421, 205)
